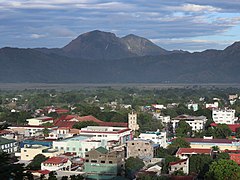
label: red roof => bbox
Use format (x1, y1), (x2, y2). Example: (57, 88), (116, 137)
(76, 115), (103, 123)
(32, 170), (50, 175)
(98, 122), (128, 127)
(184, 138), (238, 144)
(43, 157), (69, 164)
(169, 159), (188, 166)
(176, 148), (212, 155)
(211, 123), (240, 132)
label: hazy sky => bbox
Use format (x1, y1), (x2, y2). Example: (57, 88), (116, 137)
(1, 0), (240, 51)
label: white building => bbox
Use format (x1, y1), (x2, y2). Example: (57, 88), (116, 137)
(0, 137), (18, 154)
(212, 108), (237, 124)
(152, 113), (171, 124)
(187, 103), (198, 111)
(26, 116), (54, 126)
(206, 102), (219, 109)
(171, 115), (207, 131)
(169, 158), (189, 175)
(53, 135), (108, 158)
(139, 131), (167, 148)
(41, 157), (72, 171)
(80, 126), (133, 144)
(20, 144), (63, 161)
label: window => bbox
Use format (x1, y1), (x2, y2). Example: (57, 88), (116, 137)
(138, 149), (140, 151)
(86, 159), (89, 162)
(86, 155), (89, 157)
(144, 149), (147, 151)
(72, 147), (76, 151)
(85, 148), (88, 151)
(24, 150), (27, 152)
(91, 160), (97, 163)
(66, 147), (69, 151)
(101, 161), (105, 163)
(109, 161), (113, 164)
(60, 147), (64, 150)
(132, 143), (134, 145)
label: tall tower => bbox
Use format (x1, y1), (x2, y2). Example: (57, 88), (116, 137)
(128, 111), (139, 131)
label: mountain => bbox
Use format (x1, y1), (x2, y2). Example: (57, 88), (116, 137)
(121, 34), (169, 56)
(0, 30), (240, 83)
(62, 30), (135, 59)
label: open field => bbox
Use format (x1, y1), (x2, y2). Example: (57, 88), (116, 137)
(1, 83), (240, 91)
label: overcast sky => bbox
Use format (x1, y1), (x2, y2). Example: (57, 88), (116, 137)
(1, 0), (240, 51)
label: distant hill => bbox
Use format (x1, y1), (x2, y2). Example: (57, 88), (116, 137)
(0, 30), (240, 83)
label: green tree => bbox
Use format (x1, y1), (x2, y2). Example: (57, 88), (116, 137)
(42, 128), (50, 137)
(172, 169), (186, 176)
(167, 138), (190, 154)
(175, 120), (192, 137)
(189, 154), (213, 178)
(48, 171), (57, 180)
(235, 127), (240, 138)
(214, 124), (231, 139)
(216, 152), (230, 160)
(72, 121), (99, 129)
(27, 154), (48, 170)
(125, 157), (144, 179)
(211, 146), (220, 152)
(206, 159), (240, 180)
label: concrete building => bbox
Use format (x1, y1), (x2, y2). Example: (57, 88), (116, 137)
(169, 158), (189, 175)
(206, 102), (219, 109)
(53, 135), (108, 158)
(128, 112), (139, 131)
(80, 126), (132, 144)
(139, 131), (167, 148)
(126, 139), (160, 160)
(84, 147), (125, 179)
(212, 108), (237, 124)
(26, 116), (54, 126)
(0, 137), (18, 153)
(41, 157), (72, 171)
(20, 144), (63, 161)
(152, 113), (170, 124)
(171, 114), (207, 131)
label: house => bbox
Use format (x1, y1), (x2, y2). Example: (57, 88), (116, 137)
(126, 139), (160, 160)
(206, 102), (219, 109)
(187, 103), (198, 112)
(0, 136), (18, 153)
(169, 158), (189, 175)
(84, 147), (125, 179)
(224, 150), (240, 165)
(210, 123), (240, 134)
(176, 148), (213, 159)
(212, 108), (237, 124)
(139, 130), (167, 148)
(171, 114), (207, 131)
(20, 144), (63, 161)
(41, 157), (72, 171)
(45, 127), (80, 140)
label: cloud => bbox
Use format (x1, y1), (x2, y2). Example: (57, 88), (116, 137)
(178, 3), (221, 12)
(30, 34), (46, 39)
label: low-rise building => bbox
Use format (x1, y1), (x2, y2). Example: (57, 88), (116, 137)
(80, 126), (132, 144)
(169, 158), (189, 175)
(26, 116), (54, 126)
(41, 157), (72, 171)
(139, 131), (167, 148)
(212, 108), (237, 124)
(126, 139), (160, 160)
(20, 144), (63, 160)
(206, 102), (219, 109)
(171, 114), (207, 131)
(187, 103), (198, 112)
(176, 148), (213, 159)
(53, 135), (108, 158)
(0, 136), (18, 153)
(179, 137), (240, 151)
(84, 147), (125, 179)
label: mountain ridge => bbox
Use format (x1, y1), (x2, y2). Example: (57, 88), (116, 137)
(0, 30), (240, 83)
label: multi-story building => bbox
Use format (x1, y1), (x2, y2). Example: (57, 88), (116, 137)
(41, 157), (72, 171)
(84, 147), (125, 179)
(152, 113), (170, 124)
(171, 114), (207, 131)
(0, 137), (18, 153)
(187, 103), (198, 112)
(128, 112), (139, 131)
(212, 108), (237, 124)
(126, 139), (160, 159)
(139, 131), (167, 148)
(20, 144), (63, 160)
(80, 126), (132, 144)
(53, 135), (108, 158)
